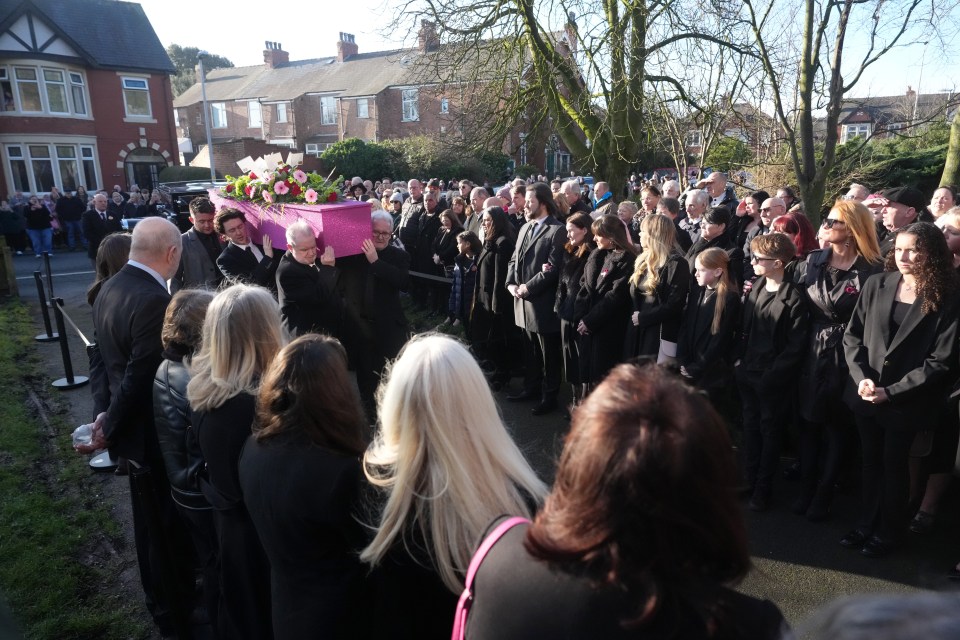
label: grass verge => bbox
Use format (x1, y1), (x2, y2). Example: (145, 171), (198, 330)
(0, 300), (148, 640)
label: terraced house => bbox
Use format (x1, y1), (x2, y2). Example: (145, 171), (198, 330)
(0, 0), (178, 196)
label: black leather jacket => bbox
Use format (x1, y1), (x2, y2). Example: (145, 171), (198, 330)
(153, 349), (209, 510)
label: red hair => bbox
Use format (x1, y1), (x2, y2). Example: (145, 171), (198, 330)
(771, 212), (818, 256)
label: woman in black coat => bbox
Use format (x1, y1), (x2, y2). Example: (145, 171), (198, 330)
(574, 214), (637, 388)
(554, 212), (594, 403)
(841, 222), (960, 558)
(685, 206), (744, 287)
(431, 210), (464, 313)
(472, 207), (518, 388)
(187, 285), (287, 640)
(239, 335), (369, 640)
(625, 214), (690, 361)
(794, 200), (883, 521)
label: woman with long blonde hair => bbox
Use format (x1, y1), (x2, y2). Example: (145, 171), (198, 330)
(187, 284), (287, 640)
(793, 199), (883, 522)
(361, 334), (546, 639)
(624, 214), (690, 361)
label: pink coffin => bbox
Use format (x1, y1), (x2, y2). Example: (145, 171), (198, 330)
(208, 190), (371, 258)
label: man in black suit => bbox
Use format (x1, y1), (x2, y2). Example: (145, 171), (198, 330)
(78, 217), (195, 637)
(276, 220), (342, 336)
(505, 182), (567, 415)
(334, 210), (411, 416)
(170, 196), (224, 293)
(214, 208), (281, 291)
(81, 192), (122, 262)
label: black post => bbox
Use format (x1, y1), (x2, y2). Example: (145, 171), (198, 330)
(51, 298), (88, 389)
(42, 251), (54, 301)
(33, 271), (58, 342)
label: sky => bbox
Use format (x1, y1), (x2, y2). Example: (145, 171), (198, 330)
(136, 0), (958, 100)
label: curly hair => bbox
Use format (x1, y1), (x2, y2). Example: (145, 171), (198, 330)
(883, 222), (960, 314)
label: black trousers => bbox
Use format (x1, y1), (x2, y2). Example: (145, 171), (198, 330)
(738, 369), (790, 491)
(521, 329), (561, 401)
(855, 412), (916, 542)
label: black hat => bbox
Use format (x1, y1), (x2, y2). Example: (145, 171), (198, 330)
(426, 178), (441, 188)
(704, 206), (731, 226)
(879, 187), (925, 212)
(351, 182), (368, 194)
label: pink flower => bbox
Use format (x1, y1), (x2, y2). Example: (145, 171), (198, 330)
(844, 285), (858, 294)
(293, 170), (308, 183)
(274, 181), (289, 195)
(304, 188), (318, 203)
(263, 191), (274, 203)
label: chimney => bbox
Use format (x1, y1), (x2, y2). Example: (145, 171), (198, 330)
(418, 20), (439, 53)
(337, 33), (358, 62)
(906, 85), (916, 99)
(263, 41), (289, 68)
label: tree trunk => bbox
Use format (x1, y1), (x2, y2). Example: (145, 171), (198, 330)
(941, 107), (960, 188)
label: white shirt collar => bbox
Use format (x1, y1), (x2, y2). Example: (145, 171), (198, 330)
(127, 260), (169, 291)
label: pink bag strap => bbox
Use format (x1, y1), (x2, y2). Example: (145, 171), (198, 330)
(450, 516), (530, 640)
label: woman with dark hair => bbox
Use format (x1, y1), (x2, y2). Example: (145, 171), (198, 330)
(685, 207), (744, 286)
(464, 363), (788, 639)
(793, 200), (883, 521)
(432, 210), (464, 313)
(625, 214), (690, 361)
(640, 184), (661, 217)
(574, 214), (638, 389)
(447, 230), (482, 328)
(239, 335), (369, 639)
(841, 222), (960, 557)
(87, 233), (133, 306)
(777, 186), (800, 212)
(555, 212), (594, 404)
(153, 289), (218, 631)
(473, 207), (517, 388)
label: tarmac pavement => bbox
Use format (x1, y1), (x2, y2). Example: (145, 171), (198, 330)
(9, 247), (960, 634)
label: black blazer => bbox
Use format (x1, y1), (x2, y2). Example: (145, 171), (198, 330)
(505, 216), (567, 333)
(842, 271), (960, 420)
(677, 285), (742, 385)
(81, 208), (123, 260)
(91, 264), (170, 462)
(736, 277), (808, 380)
(624, 253), (690, 357)
(476, 236), (515, 316)
(217, 242), (282, 291)
(276, 252), (342, 337)
(685, 235), (744, 287)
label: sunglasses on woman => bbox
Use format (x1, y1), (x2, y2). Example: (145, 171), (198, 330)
(821, 218), (845, 229)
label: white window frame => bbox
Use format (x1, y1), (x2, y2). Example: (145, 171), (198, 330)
(2, 140), (99, 195)
(248, 100), (262, 128)
(843, 123), (871, 143)
(320, 96), (336, 125)
(440, 97), (449, 114)
(121, 76), (152, 118)
(685, 130), (702, 147)
(305, 143), (321, 156)
(276, 102), (288, 123)
(211, 102), (227, 129)
(42, 68), (68, 114)
(13, 67), (42, 113)
(401, 89), (419, 122)
(357, 98), (369, 119)
(173, 108), (179, 128)
(69, 72), (87, 115)
(0, 65), (90, 117)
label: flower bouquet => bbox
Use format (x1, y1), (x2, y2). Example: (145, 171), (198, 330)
(209, 155), (371, 258)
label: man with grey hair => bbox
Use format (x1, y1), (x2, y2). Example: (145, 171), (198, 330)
(465, 186), (487, 235)
(759, 197), (786, 229)
(80, 217), (195, 637)
(397, 178), (424, 252)
(846, 183), (870, 202)
(562, 179), (591, 216)
(592, 181), (616, 218)
(678, 189), (710, 246)
(699, 171), (738, 213)
(662, 179), (682, 200)
(276, 219), (341, 336)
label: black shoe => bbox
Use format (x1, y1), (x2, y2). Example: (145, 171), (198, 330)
(909, 510), (936, 534)
(506, 390), (538, 402)
(861, 535), (899, 558)
(839, 528), (870, 548)
(531, 400), (558, 416)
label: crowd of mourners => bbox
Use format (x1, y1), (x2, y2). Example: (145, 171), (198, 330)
(57, 168), (960, 639)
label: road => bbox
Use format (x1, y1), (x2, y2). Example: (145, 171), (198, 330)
(12, 248), (960, 632)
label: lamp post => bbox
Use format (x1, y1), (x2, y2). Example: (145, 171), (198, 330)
(197, 50), (216, 182)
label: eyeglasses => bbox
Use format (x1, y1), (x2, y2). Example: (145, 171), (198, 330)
(821, 218), (845, 229)
(751, 256), (777, 263)
(372, 231), (392, 239)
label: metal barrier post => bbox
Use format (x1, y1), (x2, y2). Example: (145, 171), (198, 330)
(50, 298), (88, 389)
(43, 251), (54, 301)
(33, 271), (59, 342)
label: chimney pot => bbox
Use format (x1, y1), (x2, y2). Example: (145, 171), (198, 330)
(263, 42), (289, 68)
(337, 32), (359, 62)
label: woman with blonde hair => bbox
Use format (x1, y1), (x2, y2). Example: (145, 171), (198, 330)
(187, 284), (287, 640)
(574, 214), (637, 388)
(624, 214), (690, 361)
(794, 199), (883, 521)
(361, 334), (546, 639)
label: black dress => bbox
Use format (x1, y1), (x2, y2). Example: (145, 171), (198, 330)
(574, 248), (634, 383)
(472, 235), (517, 380)
(624, 253), (690, 359)
(466, 519), (789, 640)
(555, 247), (592, 386)
(677, 285), (741, 389)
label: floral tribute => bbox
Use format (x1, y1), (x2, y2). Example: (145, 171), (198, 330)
(220, 163), (343, 206)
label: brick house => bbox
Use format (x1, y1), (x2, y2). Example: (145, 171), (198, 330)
(0, 0), (178, 197)
(174, 23), (574, 178)
(836, 87), (959, 143)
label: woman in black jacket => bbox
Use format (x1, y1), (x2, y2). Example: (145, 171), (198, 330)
(240, 335), (369, 640)
(472, 207), (518, 389)
(152, 289), (217, 631)
(575, 214), (637, 389)
(431, 209), (464, 313)
(841, 222), (960, 558)
(685, 207), (744, 287)
(554, 212), (594, 404)
(625, 214), (690, 361)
